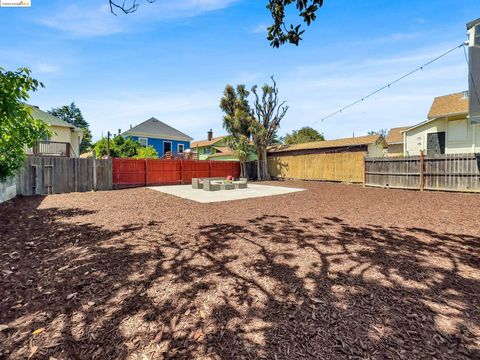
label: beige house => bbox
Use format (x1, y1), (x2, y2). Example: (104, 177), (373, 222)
(404, 92), (480, 156)
(28, 105), (83, 158)
(385, 126), (410, 157)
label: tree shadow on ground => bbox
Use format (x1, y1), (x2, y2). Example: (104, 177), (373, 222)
(0, 197), (479, 359)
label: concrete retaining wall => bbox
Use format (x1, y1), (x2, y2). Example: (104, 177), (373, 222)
(0, 177), (17, 203)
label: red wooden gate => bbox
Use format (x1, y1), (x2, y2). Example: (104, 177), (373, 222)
(112, 159), (241, 189)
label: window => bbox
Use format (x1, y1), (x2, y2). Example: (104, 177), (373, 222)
(138, 137), (148, 147)
(204, 147), (211, 155)
(178, 144), (185, 153)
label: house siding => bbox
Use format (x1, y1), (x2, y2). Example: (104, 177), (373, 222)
(49, 125), (82, 158)
(387, 144), (404, 157)
(127, 136), (190, 157)
(405, 115), (479, 155)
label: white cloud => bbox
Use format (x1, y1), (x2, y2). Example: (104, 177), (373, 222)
(38, 4), (124, 37)
(37, 0), (239, 37)
(251, 23), (269, 34)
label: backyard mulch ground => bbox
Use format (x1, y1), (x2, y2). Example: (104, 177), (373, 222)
(0, 181), (479, 360)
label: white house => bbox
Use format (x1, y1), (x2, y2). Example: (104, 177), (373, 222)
(403, 92), (480, 156)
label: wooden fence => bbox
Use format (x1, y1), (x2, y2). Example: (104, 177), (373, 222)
(16, 156), (112, 196)
(365, 153), (480, 192)
(268, 152), (366, 183)
(112, 158), (241, 189)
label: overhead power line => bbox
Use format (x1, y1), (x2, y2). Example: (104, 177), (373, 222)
(314, 42), (465, 124)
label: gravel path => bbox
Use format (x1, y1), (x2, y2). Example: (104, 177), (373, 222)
(0, 181), (479, 359)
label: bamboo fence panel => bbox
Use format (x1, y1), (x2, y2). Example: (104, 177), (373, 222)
(268, 151), (366, 183)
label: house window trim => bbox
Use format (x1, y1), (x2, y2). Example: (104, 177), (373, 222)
(138, 137), (148, 147)
(163, 141), (172, 154)
(178, 144), (185, 153)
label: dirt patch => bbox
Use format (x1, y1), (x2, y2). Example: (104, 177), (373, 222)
(0, 181), (479, 359)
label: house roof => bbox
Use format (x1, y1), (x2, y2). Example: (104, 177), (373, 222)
(28, 105), (82, 132)
(467, 18), (480, 29)
(191, 136), (226, 148)
(208, 150), (235, 158)
(122, 117), (193, 141)
(385, 126), (410, 144)
(213, 146), (231, 153)
(427, 91), (469, 120)
(269, 134), (385, 153)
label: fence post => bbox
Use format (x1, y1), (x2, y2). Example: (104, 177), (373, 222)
(92, 150), (97, 191)
(180, 159), (184, 185)
(144, 159), (147, 187)
(363, 155), (367, 187)
(420, 150), (425, 191)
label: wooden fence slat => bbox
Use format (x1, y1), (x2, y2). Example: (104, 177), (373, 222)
(365, 153), (480, 193)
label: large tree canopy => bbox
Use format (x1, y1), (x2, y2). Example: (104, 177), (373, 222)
(0, 68), (50, 181)
(49, 102), (92, 154)
(108, 0), (324, 47)
(283, 126), (324, 145)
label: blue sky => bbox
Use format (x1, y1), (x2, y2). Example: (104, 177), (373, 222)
(0, 0), (478, 141)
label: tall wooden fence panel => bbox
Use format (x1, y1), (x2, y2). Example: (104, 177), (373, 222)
(112, 158), (146, 189)
(146, 159), (182, 186)
(181, 160), (210, 184)
(113, 159), (241, 189)
(365, 153), (480, 192)
(268, 152), (366, 183)
(210, 161), (241, 179)
(17, 156), (112, 196)
(365, 156), (421, 190)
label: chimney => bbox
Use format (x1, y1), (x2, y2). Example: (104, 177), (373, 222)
(207, 129), (213, 141)
(467, 18), (480, 124)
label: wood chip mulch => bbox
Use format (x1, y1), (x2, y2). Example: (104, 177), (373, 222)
(0, 181), (479, 359)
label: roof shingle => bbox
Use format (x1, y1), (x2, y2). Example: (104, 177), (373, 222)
(122, 118), (193, 141)
(385, 126), (410, 144)
(427, 92), (469, 120)
(191, 136), (226, 148)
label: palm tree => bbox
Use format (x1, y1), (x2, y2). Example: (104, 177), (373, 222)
(220, 85), (254, 178)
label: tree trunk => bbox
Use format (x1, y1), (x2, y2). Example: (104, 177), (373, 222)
(262, 148), (270, 180)
(256, 152), (262, 180)
(240, 161), (246, 178)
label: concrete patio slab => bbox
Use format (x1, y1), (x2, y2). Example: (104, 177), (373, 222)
(148, 184), (305, 203)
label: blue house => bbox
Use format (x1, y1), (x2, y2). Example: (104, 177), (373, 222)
(122, 117), (193, 157)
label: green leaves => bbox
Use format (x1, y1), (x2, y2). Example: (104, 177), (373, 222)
(0, 67), (50, 182)
(283, 126), (325, 145)
(49, 102), (92, 153)
(267, 0), (324, 47)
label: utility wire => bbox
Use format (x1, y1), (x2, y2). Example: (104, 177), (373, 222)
(314, 42), (465, 124)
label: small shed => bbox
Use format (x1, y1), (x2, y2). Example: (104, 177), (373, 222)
(267, 135), (387, 183)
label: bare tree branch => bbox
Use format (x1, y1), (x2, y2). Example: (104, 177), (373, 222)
(109, 0), (155, 15)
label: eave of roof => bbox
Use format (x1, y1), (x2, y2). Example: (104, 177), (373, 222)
(191, 136), (226, 148)
(28, 105), (83, 132)
(268, 134), (385, 153)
